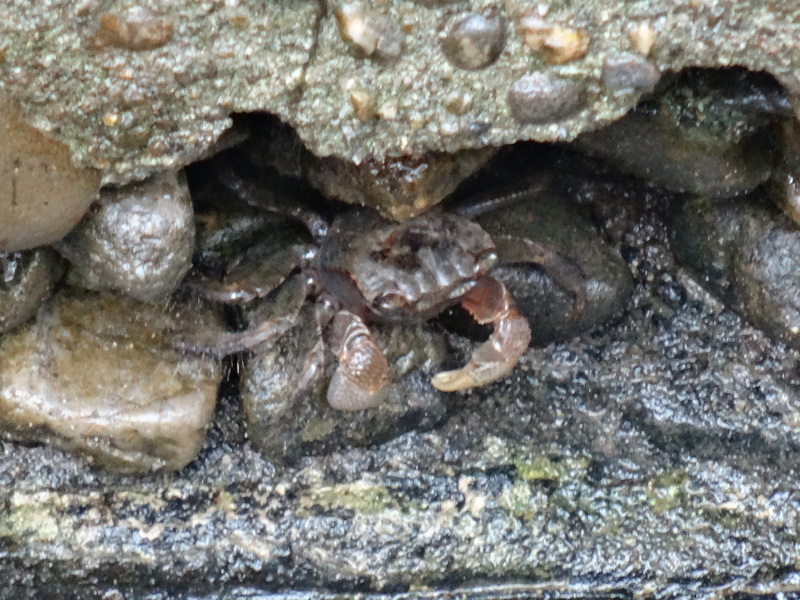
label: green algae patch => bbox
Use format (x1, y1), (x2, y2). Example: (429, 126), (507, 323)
(514, 454), (590, 484)
(300, 417), (337, 443)
(646, 468), (691, 513)
(300, 481), (400, 515)
(0, 492), (60, 543)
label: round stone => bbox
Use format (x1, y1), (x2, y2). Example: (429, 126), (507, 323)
(56, 171), (194, 302)
(507, 73), (584, 124)
(602, 52), (661, 94)
(441, 12), (506, 70)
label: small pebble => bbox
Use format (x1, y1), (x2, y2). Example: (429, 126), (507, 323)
(518, 13), (589, 64)
(440, 12), (506, 71)
(628, 21), (657, 55)
(335, 3), (404, 61)
(507, 72), (584, 124)
(602, 52), (660, 95)
(94, 7), (174, 51)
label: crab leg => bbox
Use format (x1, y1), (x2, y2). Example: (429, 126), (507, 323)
(326, 310), (389, 411)
(432, 275), (531, 392)
(174, 274), (309, 358)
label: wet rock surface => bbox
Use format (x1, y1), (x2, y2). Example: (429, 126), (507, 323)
(55, 171), (195, 302)
(1, 1), (799, 183)
(576, 69), (790, 198)
(0, 247), (63, 335)
(3, 144), (800, 598)
(670, 192), (800, 351)
(0, 289), (221, 473)
(474, 187), (634, 345)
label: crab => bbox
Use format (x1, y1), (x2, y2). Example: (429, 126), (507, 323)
(179, 162), (585, 411)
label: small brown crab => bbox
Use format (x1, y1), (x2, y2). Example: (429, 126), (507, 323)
(181, 165), (583, 410)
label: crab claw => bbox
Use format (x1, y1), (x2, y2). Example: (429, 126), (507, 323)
(432, 275), (531, 392)
(327, 310), (389, 410)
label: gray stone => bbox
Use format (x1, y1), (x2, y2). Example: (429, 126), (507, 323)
(55, 171), (194, 302)
(669, 192), (800, 351)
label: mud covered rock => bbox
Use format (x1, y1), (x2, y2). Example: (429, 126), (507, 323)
(0, 289), (221, 473)
(669, 192), (800, 350)
(55, 171), (194, 302)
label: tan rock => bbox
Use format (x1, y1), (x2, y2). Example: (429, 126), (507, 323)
(0, 289), (221, 473)
(0, 96), (100, 252)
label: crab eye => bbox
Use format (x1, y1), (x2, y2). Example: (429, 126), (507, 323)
(475, 248), (498, 272)
(373, 291), (409, 313)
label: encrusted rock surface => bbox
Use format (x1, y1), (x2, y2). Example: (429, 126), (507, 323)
(0, 0), (798, 184)
(2, 143), (800, 598)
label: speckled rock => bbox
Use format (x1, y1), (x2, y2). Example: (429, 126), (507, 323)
(55, 171), (194, 301)
(0, 289), (221, 473)
(0, 247), (64, 334)
(1, 0), (798, 184)
(669, 192), (800, 351)
(242, 303), (450, 464)
(0, 96), (100, 251)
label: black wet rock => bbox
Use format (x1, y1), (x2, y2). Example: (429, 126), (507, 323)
(0, 288), (221, 473)
(0, 247), (63, 335)
(2, 163), (800, 596)
(242, 304), (451, 464)
(669, 192), (800, 350)
(475, 189), (634, 345)
(577, 69), (788, 198)
(55, 171), (194, 302)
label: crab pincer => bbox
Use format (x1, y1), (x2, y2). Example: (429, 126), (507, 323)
(327, 310), (389, 410)
(431, 275), (531, 392)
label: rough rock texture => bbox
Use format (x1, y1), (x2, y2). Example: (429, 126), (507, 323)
(0, 1), (798, 184)
(670, 191), (800, 351)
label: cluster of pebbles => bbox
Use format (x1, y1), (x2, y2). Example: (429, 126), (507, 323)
(0, 69), (799, 473)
